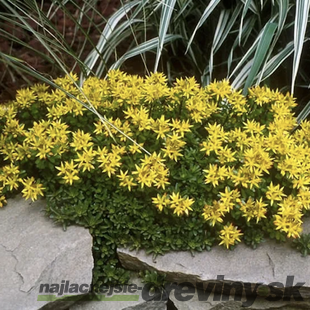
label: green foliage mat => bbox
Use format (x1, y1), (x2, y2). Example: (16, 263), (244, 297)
(1, 70), (310, 289)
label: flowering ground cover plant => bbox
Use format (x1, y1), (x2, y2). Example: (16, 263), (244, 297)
(1, 70), (310, 287)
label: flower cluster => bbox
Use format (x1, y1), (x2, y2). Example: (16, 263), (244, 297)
(152, 192), (194, 216)
(1, 70), (310, 250)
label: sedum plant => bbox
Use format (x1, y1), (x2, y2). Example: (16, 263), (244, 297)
(1, 70), (310, 287)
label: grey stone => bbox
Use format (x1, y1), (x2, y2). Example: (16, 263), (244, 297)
(69, 273), (167, 310)
(117, 218), (310, 309)
(0, 195), (93, 310)
(168, 286), (310, 309)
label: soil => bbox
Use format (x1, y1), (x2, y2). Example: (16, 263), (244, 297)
(0, 0), (121, 103)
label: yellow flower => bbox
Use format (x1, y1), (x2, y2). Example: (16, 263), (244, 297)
(97, 152), (122, 178)
(217, 145), (236, 164)
(0, 104), (16, 120)
(203, 164), (228, 187)
(273, 196), (303, 238)
(204, 164), (219, 187)
(243, 120), (265, 135)
(185, 93), (217, 123)
(15, 88), (37, 108)
(207, 79), (232, 101)
(277, 196), (303, 218)
(266, 182), (286, 205)
(153, 165), (170, 190)
(1, 164), (21, 191)
(1, 141), (20, 162)
(124, 107), (152, 131)
(36, 144), (52, 160)
(228, 128), (249, 151)
(292, 175), (310, 189)
(169, 192), (194, 216)
(205, 122), (227, 141)
(70, 129), (94, 151)
(274, 212), (302, 239)
(0, 195), (7, 208)
(47, 104), (68, 119)
(230, 166), (262, 189)
(151, 115), (170, 139)
(170, 192), (182, 205)
(143, 73), (169, 102)
(93, 120), (106, 135)
(174, 76), (200, 99)
(200, 138), (223, 156)
(202, 200), (226, 226)
(162, 132), (186, 161)
(170, 119), (193, 137)
(132, 153), (169, 189)
(276, 155), (299, 177)
(146, 72), (168, 85)
(74, 147), (96, 172)
(297, 188), (310, 210)
(21, 177), (45, 201)
(1, 163), (20, 176)
(129, 142), (144, 154)
(117, 121), (133, 141)
(96, 146), (109, 157)
(219, 223), (243, 249)
(65, 98), (86, 116)
(178, 197), (194, 216)
(250, 85), (270, 104)
(56, 160), (80, 185)
(140, 152), (165, 167)
(152, 193), (170, 212)
(132, 164), (154, 188)
(31, 82), (49, 94)
(225, 90), (247, 115)
(243, 147), (273, 174)
(240, 197), (267, 223)
(117, 170), (137, 191)
(3, 118), (25, 138)
(219, 187), (240, 211)
(111, 144), (126, 156)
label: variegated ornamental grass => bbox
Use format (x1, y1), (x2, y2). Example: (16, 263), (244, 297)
(1, 0), (310, 120)
(1, 71), (310, 252)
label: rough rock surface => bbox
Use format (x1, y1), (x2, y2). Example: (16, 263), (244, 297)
(69, 273), (167, 310)
(168, 286), (310, 309)
(0, 196), (93, 310)
(117, 218), (310, 309)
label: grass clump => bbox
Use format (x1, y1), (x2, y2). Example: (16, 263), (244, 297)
(1, 70), (310, 289)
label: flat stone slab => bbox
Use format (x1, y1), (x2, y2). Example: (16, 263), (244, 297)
(117, 217), (310, 308)
(0, 196), (94, 310)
